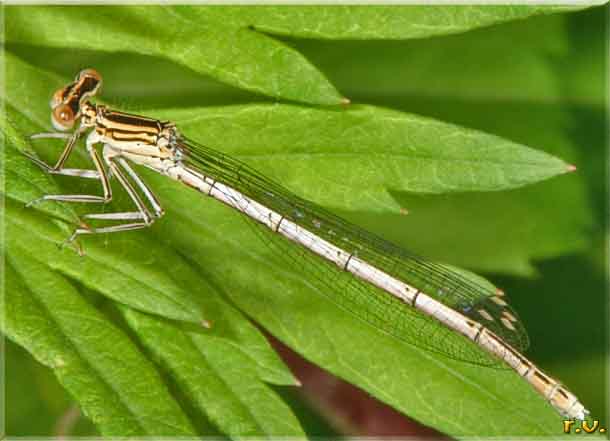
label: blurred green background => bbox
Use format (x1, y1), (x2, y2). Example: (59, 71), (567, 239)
(4, 4), (608, 437)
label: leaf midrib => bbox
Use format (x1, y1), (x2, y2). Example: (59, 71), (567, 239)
(232, 151), (561, 169)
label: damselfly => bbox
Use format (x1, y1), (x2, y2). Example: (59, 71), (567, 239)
(24, 69), (588, 420)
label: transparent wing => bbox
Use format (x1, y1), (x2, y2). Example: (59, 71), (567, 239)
(179, 137), (529, 360)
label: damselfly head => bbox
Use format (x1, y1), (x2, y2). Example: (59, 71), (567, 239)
(50, 68), (102, 131)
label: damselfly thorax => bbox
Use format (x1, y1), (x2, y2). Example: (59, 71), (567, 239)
(89, 105), (186, 173)
(23, 68), (589, 421)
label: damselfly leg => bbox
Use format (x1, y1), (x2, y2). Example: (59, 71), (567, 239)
(24, 129), (99, 179)
(24, 129), (165, 243)
(68, 148), (165, 241)
(25, 129), (111, 206)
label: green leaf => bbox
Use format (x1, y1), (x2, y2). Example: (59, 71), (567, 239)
(122, 307), (306, 437)
(5, 48), (576, 210)
(5, 202), (215, 324)
(160, 104), (573, 211)
(381, 106), (592, 277)
(289, 8), (602, 109)
(5, 5), (343, 105)
(6, 47), (573, 209)
(186, 5), (587, 39)
(2, 246), (196, 436)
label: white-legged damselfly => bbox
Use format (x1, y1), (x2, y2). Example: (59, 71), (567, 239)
(23, 69), (589, 420)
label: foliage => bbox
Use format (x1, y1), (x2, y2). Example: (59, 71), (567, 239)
(2, 4), (607, 438)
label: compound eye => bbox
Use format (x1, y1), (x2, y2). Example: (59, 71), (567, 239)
(52, 104), (75, 130)
(50, 87), (68, 108)
(77, 68), (102, 95)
